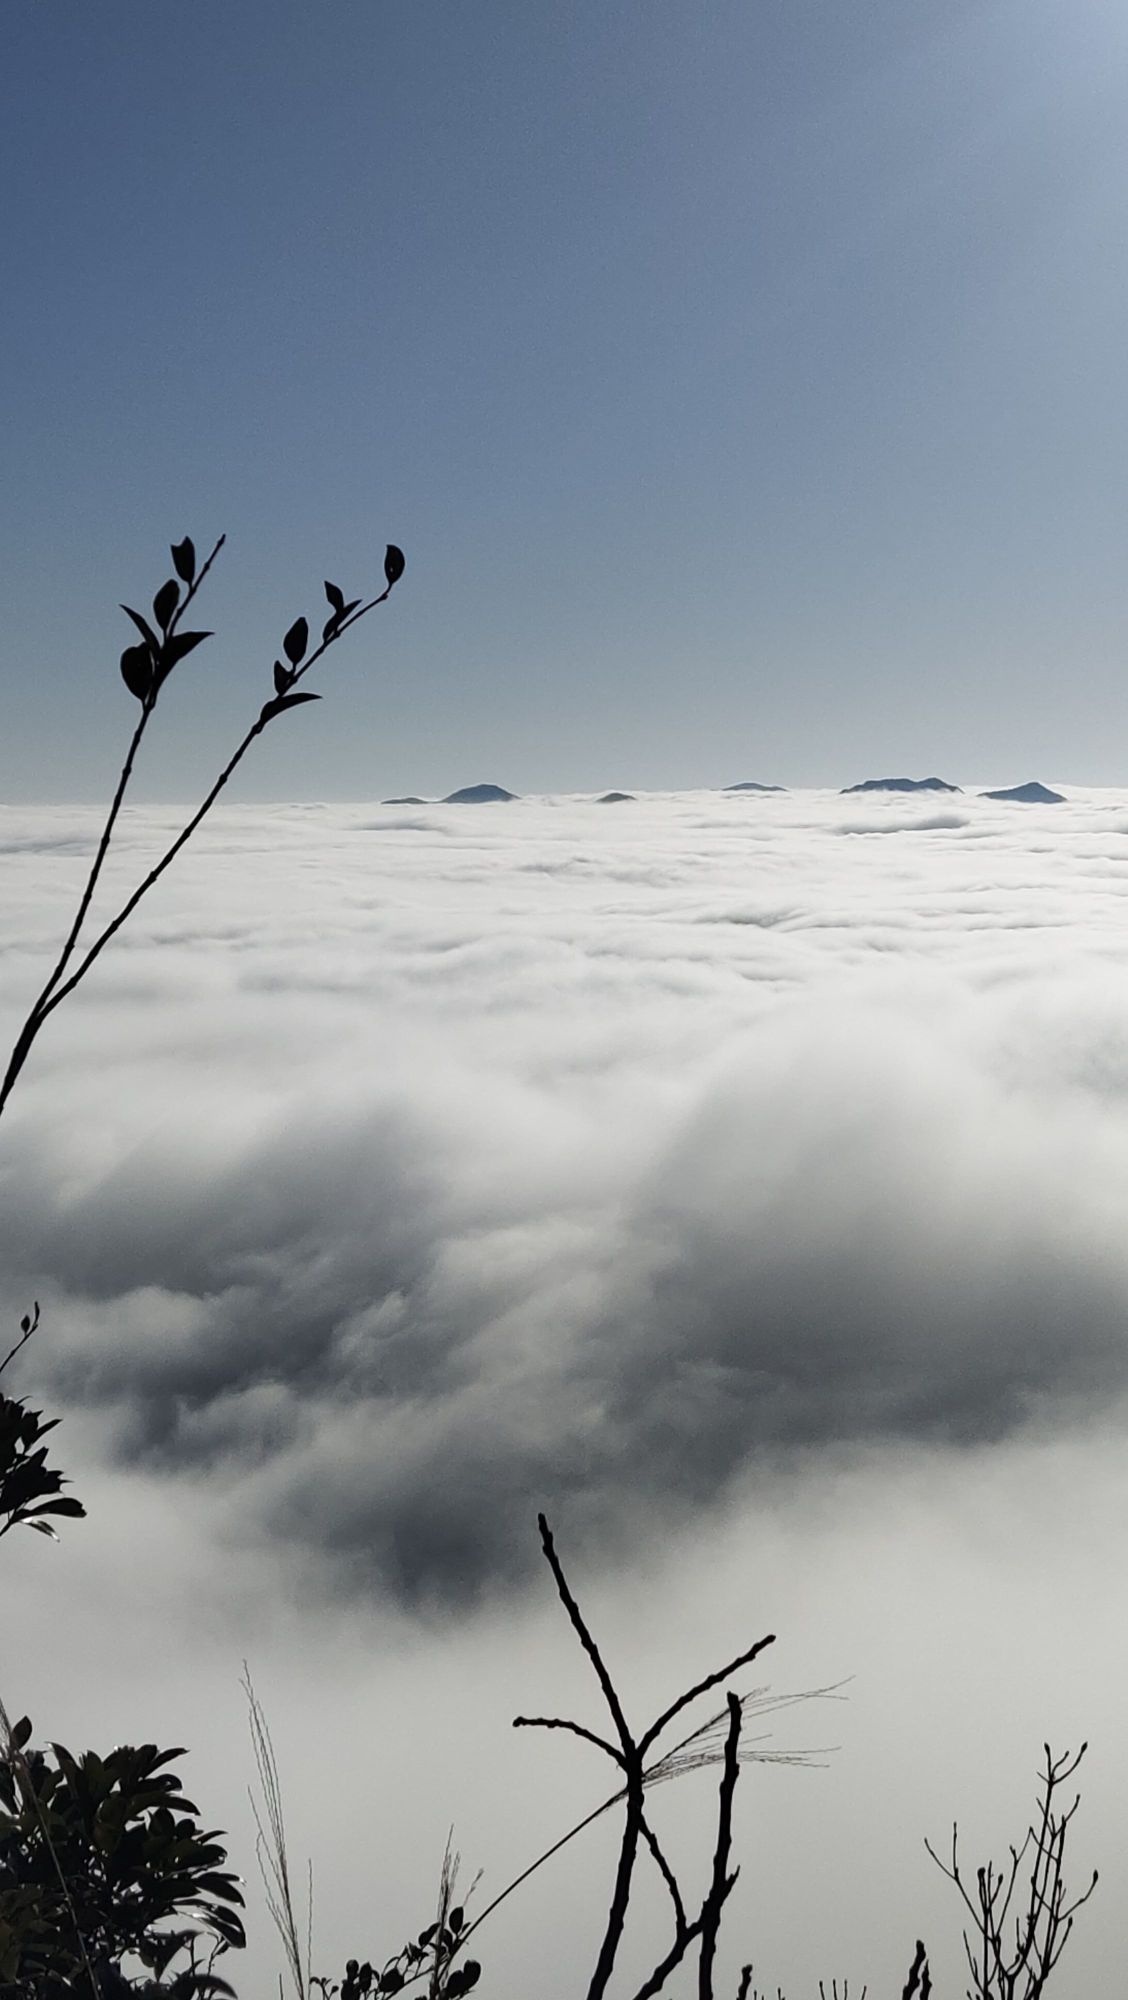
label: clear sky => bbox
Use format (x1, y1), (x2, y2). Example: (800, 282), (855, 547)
(6, 0), (1128, 799)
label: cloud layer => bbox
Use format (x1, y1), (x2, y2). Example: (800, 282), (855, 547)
(5, 787), (1128, 1605)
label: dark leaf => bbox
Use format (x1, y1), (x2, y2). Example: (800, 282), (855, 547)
(10, 1716), (32, 1752)
(273, 660), (294, 697)
(121, 645), (153, 702)
(448, 1906), (464, 1935)
(159, 630), (212, 673)
(171, 537), (197, 584)
(324, 580), (346, 615)
(121, 603), (160, 652)
(384, 544), (405, 587)
(259, 691), (322, 723)
(25, 1497), (86, 1519)
(153, 578), (180, 632)
(283, 616), (309, 666)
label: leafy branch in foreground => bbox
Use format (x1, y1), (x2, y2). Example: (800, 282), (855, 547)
(0, 1706), (244, 1997)
(0, 534), (404, 1125)
(0, 1307), (85, 1546)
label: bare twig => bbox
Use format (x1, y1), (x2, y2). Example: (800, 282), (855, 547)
(640, 1810), (687, 1937)
(901, 1941), (931, 1998)
(925, 1744), (1096, 1999)
(639, 1635), (777, 1759)
(697, 1693), (743, 2000)
(511, 1713), (622, 1764)
(471, 1518), (791, 2000)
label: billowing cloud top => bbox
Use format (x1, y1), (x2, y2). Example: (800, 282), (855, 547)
(3, 786), (1128, 1608)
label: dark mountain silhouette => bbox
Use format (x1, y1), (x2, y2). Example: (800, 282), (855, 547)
(841, 776), (961, 795)
(979, 781), (1065, 804)
(382, 795), (428, 805)
(724, 780), (786, 793)
(442, 783), (518, 804)
(597, 791), (635, 803)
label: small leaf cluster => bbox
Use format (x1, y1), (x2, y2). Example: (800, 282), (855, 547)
(313, 1906), (480, 2000)
(120, 538), (212, 708)
(0, 1730), (245, 1997)
(262, 546), (405, 721)
(0, 1382), (85, 1543)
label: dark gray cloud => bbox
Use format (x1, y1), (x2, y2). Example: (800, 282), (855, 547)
(5, 792), (1128, 1607)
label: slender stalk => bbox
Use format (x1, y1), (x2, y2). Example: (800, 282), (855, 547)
(0, 534), (229, 1124)
(0, 546), (399, 1121)
(586, 1763), (645, 2000)
(0, 1302), (39, 1378)
(697, 1693), (742, 2000)
(33, 712), (268, 1031)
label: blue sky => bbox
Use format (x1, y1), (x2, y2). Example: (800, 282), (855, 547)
(5, 0), (1128, 799)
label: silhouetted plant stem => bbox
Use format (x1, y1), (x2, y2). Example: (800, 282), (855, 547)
(697, 1693), (742, 1999)
(0, 533), (230, 1127)
(640, 1811), (686, 1936)
(627, 1706), (740, 2000)
(0, 1300), (39, 1378)
(589, 1761), (645, 2000)
(500, 1515), (779, 2000)
(901, 1941), (931, 1998)
(0, 536), (402, 1123)
(925, 1742), (1095, 1999)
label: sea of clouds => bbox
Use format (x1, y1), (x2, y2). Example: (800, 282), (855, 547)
(3, 783), (1128, 1995)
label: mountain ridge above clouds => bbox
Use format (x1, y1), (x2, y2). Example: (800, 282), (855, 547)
(841, 775), (962, 795)
(443, 783), (518, 803)
(979, 780), (1066, 804)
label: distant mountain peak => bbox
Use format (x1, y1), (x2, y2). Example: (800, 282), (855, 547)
(596, 791), (635, 803)
(841, 776), (961, 795)
(979, 781), (1065, 804)
(382, 795), (428, 805)
(724, 780), (786, 793)
(442, 783), (518, 804)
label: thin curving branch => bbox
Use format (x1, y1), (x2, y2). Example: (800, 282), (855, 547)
(511, 1714), (623, 1765)
(0, 1301), (40, 1379)
(535, 1512), (634, 1761)
(639, 1634), (776, 1759)
(0, 536), (402, 1121)
(639, 1810), (687, 1939)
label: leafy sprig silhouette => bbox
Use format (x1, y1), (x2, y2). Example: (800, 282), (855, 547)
(0, 535), (405, 1124)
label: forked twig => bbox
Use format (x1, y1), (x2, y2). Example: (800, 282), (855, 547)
(925, 1743), (1096, 1999)
(462, 1513), (810, 2000)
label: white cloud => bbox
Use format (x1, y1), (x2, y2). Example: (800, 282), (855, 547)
(2, 786), (1127, 1993)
